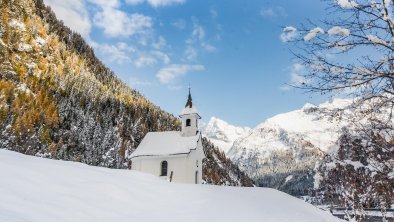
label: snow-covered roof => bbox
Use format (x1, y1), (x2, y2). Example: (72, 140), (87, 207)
(179, 88), (201, 118)
(130, 131), (201, 158)
(179, 106), (201, 117)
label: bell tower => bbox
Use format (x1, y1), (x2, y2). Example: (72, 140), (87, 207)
(179, 88), (201, 137)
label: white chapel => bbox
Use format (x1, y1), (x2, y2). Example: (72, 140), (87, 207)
(129, 90), (206, 184)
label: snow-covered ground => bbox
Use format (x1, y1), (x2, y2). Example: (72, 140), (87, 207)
(0, 149), (341, 222)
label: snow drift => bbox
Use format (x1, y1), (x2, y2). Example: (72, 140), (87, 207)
(0, 149), (341, 222)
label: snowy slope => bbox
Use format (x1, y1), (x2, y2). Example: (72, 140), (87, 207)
(0, 149), (341, 222)
(201, 117), (250, 153)
(229, 98), (353, 159)
(225, 98), (357, 194)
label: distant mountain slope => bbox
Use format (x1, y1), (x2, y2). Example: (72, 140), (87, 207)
(201, 117), (250, 153)
(226, 98), (355, 195)
(0, 149), (342, 222)
(0, 0), (251, 186)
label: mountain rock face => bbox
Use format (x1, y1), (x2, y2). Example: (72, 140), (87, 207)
(205, 99), (354, 195)
(0, 0), (252, 186)
(201, 117), (251, 153)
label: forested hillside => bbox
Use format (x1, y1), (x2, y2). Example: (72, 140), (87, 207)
(0, 0), (252, 186)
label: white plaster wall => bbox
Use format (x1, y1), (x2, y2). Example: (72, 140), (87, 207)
(181, 114), (198, 137)
(131, 139), (205, 184)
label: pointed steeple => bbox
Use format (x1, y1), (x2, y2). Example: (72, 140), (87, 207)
(185, 86), (193, 108)
(179, 86), (201, 137)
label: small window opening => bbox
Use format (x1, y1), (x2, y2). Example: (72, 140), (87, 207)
(186, 119), (191, 127)
(161, 161), (168, 176)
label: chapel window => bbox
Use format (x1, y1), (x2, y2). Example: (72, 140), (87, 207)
(161, 161), (168, 176)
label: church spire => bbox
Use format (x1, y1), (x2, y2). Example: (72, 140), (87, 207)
(185, 86), (193, 108)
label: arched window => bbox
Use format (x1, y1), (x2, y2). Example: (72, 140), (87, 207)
(161, 161), (168, 176)
(186, 119), (191, 127)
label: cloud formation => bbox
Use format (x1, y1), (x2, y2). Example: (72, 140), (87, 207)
(44, 0), (91, 38)
(126, 0), (185, 7)
(280, 63), (308, 91)
(184, 18), (217, 61)
(94, 9), (153, 38)
(156, 64), (204, 84)
(290, 63), (308, 85)
(91, 41), (135, 64)
(171, 19), (187, 30)
(260, 6), (287, 18)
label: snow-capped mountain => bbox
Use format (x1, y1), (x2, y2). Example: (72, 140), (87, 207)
(228, 98), (353, 159)
(201, 117), (251, 153)
(225, 98), (356, 195)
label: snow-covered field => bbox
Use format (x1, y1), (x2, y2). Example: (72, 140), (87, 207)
(0, 149), (341, 222)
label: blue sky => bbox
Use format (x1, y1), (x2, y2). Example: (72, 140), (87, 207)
(44, 0), (330, 127)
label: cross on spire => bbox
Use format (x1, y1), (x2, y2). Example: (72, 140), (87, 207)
(185, 84), (193, 108)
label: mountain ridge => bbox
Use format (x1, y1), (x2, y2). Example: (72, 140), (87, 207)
(201, 117), (250, 153)
(202, 98), (356, 195)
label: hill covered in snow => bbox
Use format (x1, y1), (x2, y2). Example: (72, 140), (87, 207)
(201, 117), (251, 153)
(0, 149), (341, 222)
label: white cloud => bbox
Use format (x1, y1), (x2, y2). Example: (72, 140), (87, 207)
(210, 9), (218, 19)
(201, 42), (216, 53)
(184, 19), (217, 59)
(280, 63), (309, 91)
(134, 56), (157, 67)
(290, 63), (308, 85)
(152, 51), (171, 64)
(148, 0), (185, 7)
(184, 46), (197, 61)
(187, 22), (205, 44)
(44, 0), (91, 38)
(92, 41), (135, 64)
(125, 0), (144, 5)
(152, 36), (167, 50)
(260, 6), (287, 18)
(125, 0), (185, 7)
(280, 26), (297, 42)
(93, 8), (153, 37)
(192, 25), (206, 41)
(156, 64), (204, 84)
(171, 19), (187, 30)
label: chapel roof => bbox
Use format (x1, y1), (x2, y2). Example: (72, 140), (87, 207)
(129, 131), (201, 158)
(179, 89), (201, 118)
